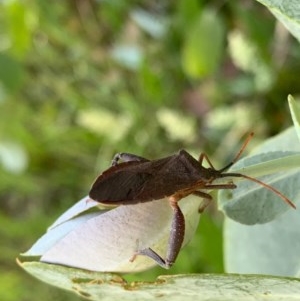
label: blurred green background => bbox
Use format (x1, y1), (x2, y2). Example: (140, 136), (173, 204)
(1, 0), (300, 300)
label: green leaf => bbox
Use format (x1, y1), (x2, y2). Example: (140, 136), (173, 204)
(223, 128), (300, 277)
(288, 95), (300, 142)
(218, 127), (300, 224)
(256, 0), (300, 42)
(181, 8), (225, 79)
(175, 0), (202, 33)
(0, 53), (24, 92)
(4, 1), (34, 57)
(224, 206), (300, 277)
(18, 261), (300, 300)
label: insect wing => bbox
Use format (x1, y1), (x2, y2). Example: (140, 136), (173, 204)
(89, 161), (153, 203)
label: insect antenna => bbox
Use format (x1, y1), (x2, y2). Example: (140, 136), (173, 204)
(218, 132), (254, 173)
(217, 132), (296, 209)
(220, 171), (296, 209)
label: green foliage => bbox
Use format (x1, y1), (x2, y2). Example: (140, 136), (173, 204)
(1, 0), (300, 300)
(257, 0), (300, 42)
(181, 8), (225, 79)
(18, 261), (300, 301)
(219, 128), (300, 224)
(223, 125), (300, 277)
(289, 95), (300, 139)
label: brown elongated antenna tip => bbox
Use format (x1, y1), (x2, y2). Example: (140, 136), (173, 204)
(232, 132), (254, 164)
(226, 173), (296, 209)
(219, 132), (255, 172)
(242, 174), (296, 209)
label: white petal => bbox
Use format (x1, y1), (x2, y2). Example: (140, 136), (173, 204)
(40, 196), (200, 273)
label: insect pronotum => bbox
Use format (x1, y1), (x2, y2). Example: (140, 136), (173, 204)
(89, 133), (296, 269)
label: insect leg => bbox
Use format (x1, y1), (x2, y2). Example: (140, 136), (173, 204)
(131, 199), (185, 269)
(111, 153), (149, 166)
(198, 153), (217, 170)
(164, 199), (185, 268)
(203, 183), (237, 189)
(193, 183), (237, 212)
(192, 191), (213, 213)
(198, 133), (254, 172)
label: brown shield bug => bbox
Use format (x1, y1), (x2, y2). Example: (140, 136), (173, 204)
(89, 133), (296, 269)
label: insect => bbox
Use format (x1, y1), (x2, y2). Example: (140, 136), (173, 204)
(89, 133), (295, 269)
